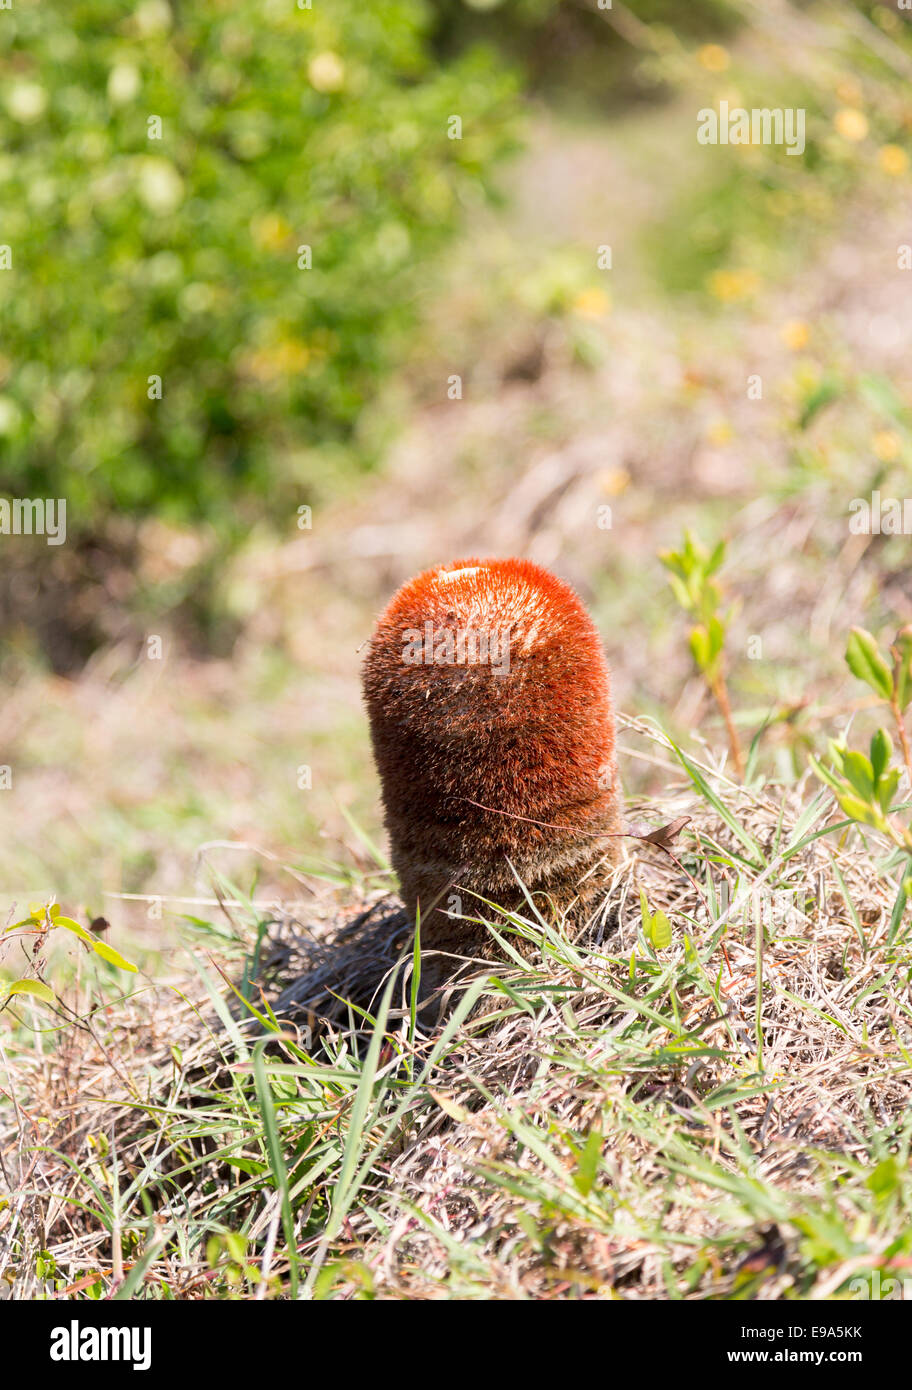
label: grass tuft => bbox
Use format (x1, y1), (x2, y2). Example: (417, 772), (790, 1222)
(3, 719), (912, 1300)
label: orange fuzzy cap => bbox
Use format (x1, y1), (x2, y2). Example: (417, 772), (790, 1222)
(362, 558), (621, 963)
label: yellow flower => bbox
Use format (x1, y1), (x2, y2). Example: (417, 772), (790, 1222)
(308, 51), (345, 94)
(878, 145), (909, 177)
(598, 467), (630, 497)
(834, 108), (868, 142)
(572, 286), (611, 318)
(872, 430), (901, 462)
(250, 212), (293, 252)
(698, 44), (730, 73)
(239, 339), (311, 383)
(707, 419), (733, 446)
(274, 340), (310, 373)
(781, 320), (810, 351)
(708, 269), (759, 303)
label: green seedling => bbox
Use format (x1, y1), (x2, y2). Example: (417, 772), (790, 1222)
(660, 530), (745, 778)
(811, 628), (912, 901)
(1, 900), (137, 1012)
(640, 887), (672, 952)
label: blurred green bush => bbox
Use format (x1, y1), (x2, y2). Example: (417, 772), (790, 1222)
(433, 0), (743, 109)
(0, 0), (516, 537)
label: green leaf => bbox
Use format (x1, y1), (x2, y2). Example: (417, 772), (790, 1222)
(225, 1231), (247, 1263)
(670, 737), (766, 867)
(841, 749), (874, 800)
(6, 979), (56, 1006)
(689, 625), (711, 672)
(223, 1156), (268, 1177)
(888, 871), (910, 947)
(51, 914), (96, 944)
(91, 940), (138, 972)
(4, 916), (40, 933)
(808, 753), (845, 796)
(647, 909), (672, 951)
(706, 538), (727, 576)
(845, 628), (893, 701)
(878, 768), (900, 813)
(665, 573), (693, 613)
(858, 372), (909, 425)
(572, 1126), (603, 1197)
(866, 1157), (899, 1199)
(684, 530), (706, 567)
(659, 549), (688, 583)
(870, 728), (892, 784)
(797, 373), (842, 430)
(893, 627), (912, 710)
(253, 1040), (300, 1299)
(835, 791), (887, 830)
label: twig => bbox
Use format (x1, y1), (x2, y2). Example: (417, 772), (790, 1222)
(888, 690), (912, 793)
(711, 675), (746, 781)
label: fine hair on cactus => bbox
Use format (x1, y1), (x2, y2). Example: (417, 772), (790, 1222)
(362, 557), (622, 974)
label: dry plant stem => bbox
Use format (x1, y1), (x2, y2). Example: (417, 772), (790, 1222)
(754, 906), (764, 1074)
(889, 692), (912, 792)
(711, 675), (745, 780)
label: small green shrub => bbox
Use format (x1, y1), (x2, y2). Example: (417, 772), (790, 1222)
(0, 0), (516, 536)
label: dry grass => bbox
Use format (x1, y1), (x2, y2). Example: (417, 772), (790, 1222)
(3, 719), (911, 1301)
(4, 1), (912, 1308)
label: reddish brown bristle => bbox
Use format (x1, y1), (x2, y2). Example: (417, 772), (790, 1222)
(362, 557), (622, 972)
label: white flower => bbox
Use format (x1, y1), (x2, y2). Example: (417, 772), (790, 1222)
(0, 398), (22, 435)
(137, 158), (184, 214)
(308, 52), (345, 94)
(108, 64), (141, 105)
(6, 83), (47, 123)
(134, 0), (172, 36)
